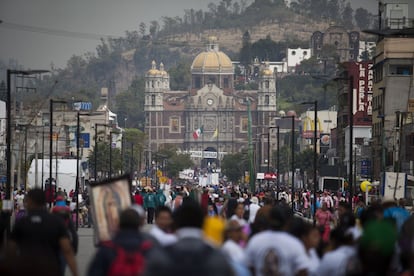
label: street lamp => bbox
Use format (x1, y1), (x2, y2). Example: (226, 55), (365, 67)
(268, 126), (279, 190)
(268, 126), (280, 197)
(49, 99), (67, 207)
(6, 69), (49, 202)
(4, 69), (48, 238)
(130, 142), (134, 178)
(283, 115), (295, 212)
(76, 112), (99, 230)
(257, 133), (268, 174)
(94, 123), (110, 181)
(334, 75), (354, 205)
(109, 131), (119, 178)
(302, 100), (318, 223)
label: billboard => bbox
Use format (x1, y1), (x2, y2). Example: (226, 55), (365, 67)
(347, 61), (373, 126)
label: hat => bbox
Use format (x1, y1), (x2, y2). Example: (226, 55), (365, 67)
(251, 196), (259, 204)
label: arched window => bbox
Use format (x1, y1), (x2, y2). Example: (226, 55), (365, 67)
(151, 95), (156, 106)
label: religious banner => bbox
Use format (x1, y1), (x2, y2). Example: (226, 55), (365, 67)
(89, 175), (132, 244)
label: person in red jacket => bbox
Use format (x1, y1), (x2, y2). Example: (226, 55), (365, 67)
(134, 190), (144, 206)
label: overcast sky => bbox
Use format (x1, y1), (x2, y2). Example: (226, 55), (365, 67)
(0, 0), (377, 70)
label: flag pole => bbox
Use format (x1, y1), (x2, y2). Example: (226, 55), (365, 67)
(247, 99), (255, 193)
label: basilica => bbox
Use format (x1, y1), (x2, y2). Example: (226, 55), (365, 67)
(144, 37), (278, 168)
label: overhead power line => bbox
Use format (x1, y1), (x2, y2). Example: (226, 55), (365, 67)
(0, 20), (121, 40)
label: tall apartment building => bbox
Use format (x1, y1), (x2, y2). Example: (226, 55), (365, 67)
(368, 0), (414, 183)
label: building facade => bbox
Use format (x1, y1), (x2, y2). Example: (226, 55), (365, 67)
(144, 37), (278, 169)
(335, 61), (373, 184)
(370, 0), (414, 182)
(311, 25), (360, 62)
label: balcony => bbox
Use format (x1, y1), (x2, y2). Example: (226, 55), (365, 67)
(383, 17), (414, 30)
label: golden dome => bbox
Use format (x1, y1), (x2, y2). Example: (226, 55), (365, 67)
(159, 62), (168, 76)
(147, 60), (160, 76)
(261, 61), (273, 76)
(261, 68), (273, 76)
(191, 38), (233, 74)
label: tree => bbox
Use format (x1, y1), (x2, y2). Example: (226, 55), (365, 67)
(88, 138), (122, 178)
(168, 61), (192, 90)
(139, 22), (146, 37)
(221, 152), (249, 183)
(123, 128), (146, 176)
(341, 2), (354, 28)
(295, 149), (316, 174)
(251, 35), (286, 61)
(149, 20), (159, 37)
(354, 8), (370, 30)
(326, 0), (340, 21)
(239, 31), (252, 67)
(114, 78), (145, 130)
(153, 146), (193, 179)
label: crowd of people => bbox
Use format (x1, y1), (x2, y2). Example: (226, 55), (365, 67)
(1, 183), (414, 276)
(92, 184), (414, 276)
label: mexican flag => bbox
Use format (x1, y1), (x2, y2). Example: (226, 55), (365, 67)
(193, 126), (203, 139)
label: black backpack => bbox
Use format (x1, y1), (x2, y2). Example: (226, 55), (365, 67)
(161, 238), (233, 276)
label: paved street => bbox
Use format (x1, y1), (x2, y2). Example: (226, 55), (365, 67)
(66, 227), (95, 276)
(66, 224), (153, 276)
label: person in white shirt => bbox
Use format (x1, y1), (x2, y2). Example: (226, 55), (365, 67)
(315, 226), (356, 276)
(230, 202), (248, 227)
(289, 217), (321, 275)
(149, 206), (177, 246)
(244, 204), (311, 276)
(221, 220), (245, 263)
(248, 196), (260, 224)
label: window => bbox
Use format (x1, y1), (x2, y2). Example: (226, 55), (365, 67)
(194, 76), (201, 88)
(355, 138), (364, 145)
(209, 77), (216, 86)
(170, 117), (180, 133)
(406, 134), (414, 160)
(389, 64), (412, 76)
(265, 80), (269, 89)
(264, 95), (270, 105)
(223, 77), (229, 88)
(151, 95), (156, 106)
(241, 118), (248, 132)
(374, 64), (383, 83)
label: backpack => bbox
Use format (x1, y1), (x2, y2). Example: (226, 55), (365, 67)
(104, 240), (152, 276)
(161, 238), (232, 276)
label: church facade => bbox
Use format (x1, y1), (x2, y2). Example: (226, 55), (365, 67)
(144, 37), (278, 169)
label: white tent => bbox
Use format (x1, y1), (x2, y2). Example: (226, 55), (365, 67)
(27, 159), (78, 193)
